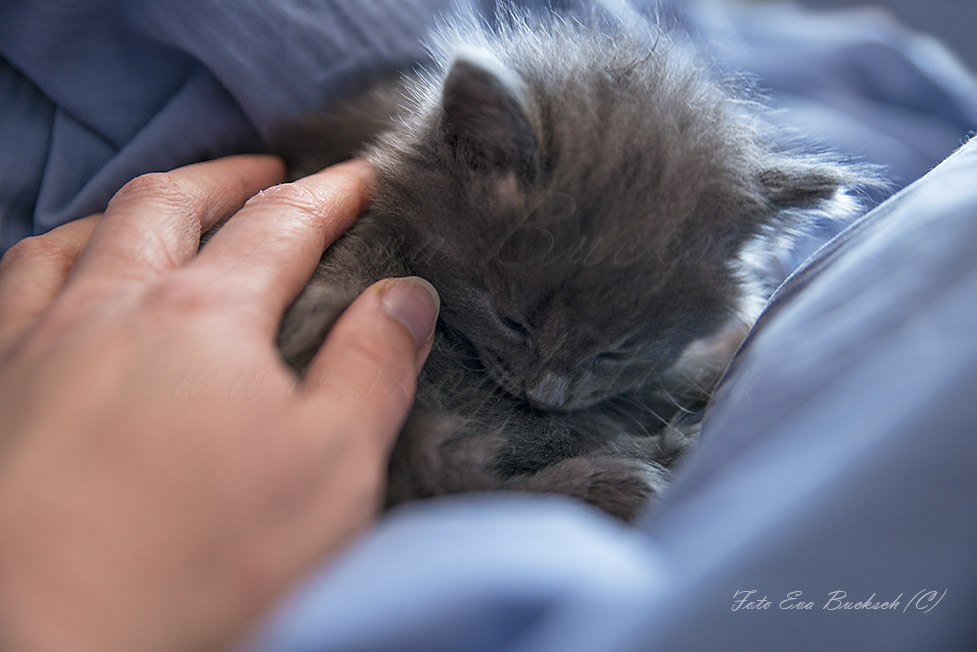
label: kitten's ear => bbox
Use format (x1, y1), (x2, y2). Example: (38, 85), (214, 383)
(757, 161), (845, 210)
(439, 49), (540, 184)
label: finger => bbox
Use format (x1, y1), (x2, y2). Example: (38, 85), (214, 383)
(299, 277), (440, 452)
(188, 160), (372, 335)
(0, 215), (101, 348)
(69, 155), (285, 288)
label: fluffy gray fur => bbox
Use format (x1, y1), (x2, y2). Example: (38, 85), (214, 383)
(274, 6), (873, 521)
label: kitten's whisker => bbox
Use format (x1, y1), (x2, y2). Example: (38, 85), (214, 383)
(649, 368), (703, 415)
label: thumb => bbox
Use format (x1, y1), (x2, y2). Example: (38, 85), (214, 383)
(301, 276), (440, 447)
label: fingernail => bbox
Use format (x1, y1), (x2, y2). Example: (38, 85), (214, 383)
(380, 277), (440, 350)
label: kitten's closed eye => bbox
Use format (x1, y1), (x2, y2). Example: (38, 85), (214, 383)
(594, 351), (633, 362)
(592, 350), (631, 364)
(498, 314), (530, 340)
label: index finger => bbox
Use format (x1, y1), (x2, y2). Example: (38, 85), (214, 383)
(188, 160), (373, 334)
(68, 155), (286, 288)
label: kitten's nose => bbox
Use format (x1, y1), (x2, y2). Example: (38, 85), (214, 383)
(525, 370), (571, 409)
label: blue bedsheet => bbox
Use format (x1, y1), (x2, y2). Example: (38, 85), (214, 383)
(2, 1), (976, 650)
(2, 0), (976, 251)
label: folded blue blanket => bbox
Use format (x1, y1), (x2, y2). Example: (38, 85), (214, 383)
(2, 0), (976, 252)
(3, 2), (976, 650)
(0, 0), (453, 249)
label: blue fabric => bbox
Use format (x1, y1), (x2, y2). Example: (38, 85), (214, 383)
(4, 0), (977, 251)
(633, 137), (977, 651)
(664, 0), (977, 188)
(3, 1), (977, 650)
(243, 498), (669, 652)
(0, 0), (455, 250)
(655, 0), (977, 276)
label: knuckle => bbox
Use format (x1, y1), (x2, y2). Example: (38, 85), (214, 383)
(110, 172), (196, 211)
(0, 234), (75, 272)
(244, 182), (325, 219)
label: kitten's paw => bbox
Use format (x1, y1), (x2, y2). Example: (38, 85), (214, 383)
(386, 410), (506, 506)
(503, 456), (669, 522)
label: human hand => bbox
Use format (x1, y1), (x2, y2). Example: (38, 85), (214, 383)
(0, 156), (439, 652)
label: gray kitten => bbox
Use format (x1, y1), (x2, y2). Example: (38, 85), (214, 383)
(275, 7), (872, 521)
